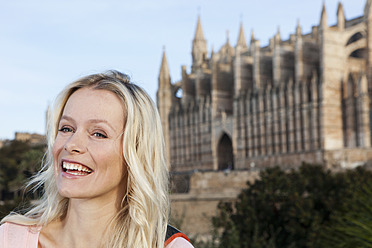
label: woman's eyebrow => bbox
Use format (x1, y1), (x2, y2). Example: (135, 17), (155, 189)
(88, 119), (116, 131)
(60, 115), (75, 124)
(60, 116), (116, 132)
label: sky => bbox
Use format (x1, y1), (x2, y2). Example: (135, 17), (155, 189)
(0, 0), (366, 140)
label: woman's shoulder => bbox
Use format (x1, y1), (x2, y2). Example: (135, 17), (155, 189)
(165, 237), (194, 248)
(0, 222), (40, 248)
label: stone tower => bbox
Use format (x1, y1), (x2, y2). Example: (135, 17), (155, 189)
(157, 48), (172, 168)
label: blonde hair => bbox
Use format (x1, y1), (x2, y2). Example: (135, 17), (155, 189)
(2, 70), (169, 248)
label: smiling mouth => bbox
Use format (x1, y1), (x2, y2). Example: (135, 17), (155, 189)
(62, 161), (93, 176)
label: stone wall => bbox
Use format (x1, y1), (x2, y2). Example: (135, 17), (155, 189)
(324, 147), (372, 168)
(170, 170), (259, 238)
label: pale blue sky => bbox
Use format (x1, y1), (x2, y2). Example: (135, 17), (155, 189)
(0, 0), (366, 140)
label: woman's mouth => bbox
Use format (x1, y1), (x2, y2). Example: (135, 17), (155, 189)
(62, 161), (93, 176)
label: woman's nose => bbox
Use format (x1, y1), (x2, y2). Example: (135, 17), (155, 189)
(64, 131), (87, 154)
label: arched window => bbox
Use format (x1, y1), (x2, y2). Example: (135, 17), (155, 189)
(343, 74), (360, 147)
(346, 32), (364, 46)
(175, 87), (183, 99)
(349, 48), (367, 59)
(217, 133), (234, 170)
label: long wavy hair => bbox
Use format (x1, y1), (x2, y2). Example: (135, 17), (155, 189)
(1, 70), (169, 248)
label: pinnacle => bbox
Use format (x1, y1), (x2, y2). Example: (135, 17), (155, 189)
(296, 19), (302, 35)
(250, 29), (255, 42)
(194, 15), (205, 41)
(320, 2), (327, 26)
(337, 2), (344, 14)
(237, 22), (248, 49)
(159, 48), (170, 80)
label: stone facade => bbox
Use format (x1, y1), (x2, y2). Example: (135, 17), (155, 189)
(158, 1), (372, 173)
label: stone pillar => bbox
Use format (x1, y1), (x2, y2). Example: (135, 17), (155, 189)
(319, 6), (345, 150)
(234, 45), (242, 96)
(358, 74), (371, 147)
(295, 21), (304, 86)
(251, 34), (261, 89)
(287, 78), (295, 152)
(273, 29), (281, 86)
(279, 83), (287, 153)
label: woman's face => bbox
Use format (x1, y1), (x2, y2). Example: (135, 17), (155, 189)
(52, 87), (127, 203)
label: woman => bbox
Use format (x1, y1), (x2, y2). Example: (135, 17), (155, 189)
(0, 70), (193, 248)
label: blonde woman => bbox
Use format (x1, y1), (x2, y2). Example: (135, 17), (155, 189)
(0, 71), (193, 248)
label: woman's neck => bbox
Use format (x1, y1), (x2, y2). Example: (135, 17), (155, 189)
(40, 198), (121, 248)
(66, 199), (119, 244)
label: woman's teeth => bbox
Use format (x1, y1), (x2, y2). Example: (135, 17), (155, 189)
(62, 161), (93, 174)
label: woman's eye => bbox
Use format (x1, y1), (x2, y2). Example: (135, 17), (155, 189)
(93, 132), (107, 138)
(58, 127), (73, 133)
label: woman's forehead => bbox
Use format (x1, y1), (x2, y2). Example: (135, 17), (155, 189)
(62, 88), (125, 129)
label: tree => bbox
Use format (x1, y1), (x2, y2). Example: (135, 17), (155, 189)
(319, 178), (372, 248)
(0, 140), (45, 219)
(212, 164), (372, 248)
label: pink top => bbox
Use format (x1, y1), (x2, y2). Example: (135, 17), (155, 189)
(0, 222), (194, 248)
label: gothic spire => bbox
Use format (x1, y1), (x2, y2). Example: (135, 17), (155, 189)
(194, 15), (205, 41)
(236, 22), (248, 49)
(275, 26), (281, 42)
(337, 2), (345, 29)
(158, 47), (171, 88)
(250, 29), (255, 43)
(337, 2), (345, 17)
(296, 19), (302, 36)
(192, 16), (208, 71)
(320, 2), (327, 28)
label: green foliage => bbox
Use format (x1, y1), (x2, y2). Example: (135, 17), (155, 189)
(208, 163), (372, 248)
(0, 140), (45, 219)
(319, 179), (372, 248)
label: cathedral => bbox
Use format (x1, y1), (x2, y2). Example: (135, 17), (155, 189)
(157, 1), (372, 173)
